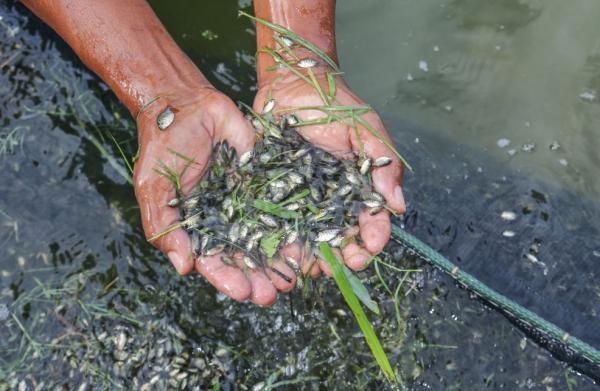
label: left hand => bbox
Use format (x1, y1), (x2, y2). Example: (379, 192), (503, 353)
(253, 70), (406, 277)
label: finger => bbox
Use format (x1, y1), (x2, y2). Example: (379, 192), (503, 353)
(195, 254), (252, 302)
(247, 270), (278, 306)
(351, 114), (406, 213)
(342, 242), (372, 271)
(216, 98), (256, 154)
(317, 248), (343, 278)
(358, 208), (392, 255)
(134, 165), (195, 274)
(266, 259), (296, 292)
(280, 242), (321, 278)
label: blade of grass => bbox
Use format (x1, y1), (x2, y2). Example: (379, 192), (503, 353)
(342, 265), (380, 315)
(318, 242), (397, 384)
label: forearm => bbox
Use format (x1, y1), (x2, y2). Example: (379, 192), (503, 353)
(21, 0), (212, 116)
(253, 0), (337, 86)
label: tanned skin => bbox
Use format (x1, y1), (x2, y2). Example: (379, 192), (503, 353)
(21, 0), (405, 305)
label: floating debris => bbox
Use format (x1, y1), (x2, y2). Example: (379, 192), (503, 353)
(496, 138), (511, 148)
(418, 60), (429, 72)
(502, 230), (516, 238)
(549, 141), (560, 151)
(579, 91), (596, 102)
(521, 143), (535, 153)
(406, 73), (414, 81)
(558, 158), (568, 167)
(501, 211), (517, 221)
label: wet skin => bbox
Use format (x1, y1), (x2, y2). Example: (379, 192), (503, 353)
(21, 0), (405, 305)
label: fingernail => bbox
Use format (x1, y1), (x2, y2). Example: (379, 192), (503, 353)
(394, 186), (406, 212)
(168, 251), (186, 275)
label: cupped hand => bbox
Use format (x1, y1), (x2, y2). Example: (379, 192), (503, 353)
(254, 70), (406, 277)
(134, 88), (295, 305)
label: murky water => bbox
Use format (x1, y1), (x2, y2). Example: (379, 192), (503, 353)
(1, 1), (599, 389)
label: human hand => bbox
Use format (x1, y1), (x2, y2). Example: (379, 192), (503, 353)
(134, 88), (296, 305)
(253, 70), (406, 277)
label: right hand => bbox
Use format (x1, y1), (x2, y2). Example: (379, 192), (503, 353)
(133, 87), (296, 305)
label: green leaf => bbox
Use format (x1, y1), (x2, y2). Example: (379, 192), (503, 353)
(342, 266), (380, 315)
(253, 200), (299, 219)
(318, 243), (397, 384)
(260, 232), (282, 258)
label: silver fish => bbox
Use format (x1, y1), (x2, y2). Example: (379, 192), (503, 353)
(157, 107), (175, 130)
(285, 202), (301, 211)
(329, 235), (344, 247)
(285, 256), (301, 272)
(262, 99), (275, 114)
(285, 114), (299, 126)
(285, 230), (299, 245)
(363, 199), (383, 208)
(293, 148), (311, 160)
(369, 206), (383, 215)
(374, 156), (392, 167)
(297, 58), (318, 68)
(205, 244), (225, 256)
(280, 36), (294, 47)
(238, 151), (253, 166)
(288, 172), (304, 184)
(337, 184), (353, 196)
(259, 214), (279, 228)
(167, 198), (180, 207)
(316, 229), (340, 242)
(243, 256), (257, 269)
(359, 158), (372, 175)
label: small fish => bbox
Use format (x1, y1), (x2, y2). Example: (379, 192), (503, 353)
(367, 192), (385, 202)
(285, 202), (301, 211)
(243, 256), (257, 270)
(337, 184), (353, 196)
(259, 214), (279, 228)
(297, 58), (318, 68)
(310, 184), (323, 202)
(374, 156), (392, 167)
(157, 107), (175, 130)
(288, 172), (304, 185)
(293, 148), (310, 160)
(369, 206), (383, 215)
(285, 230), (299, 245)
(280, 36), (294, 47)
(316, 229), (340, 242)
(167, 198), (180, 207)
(501, 211), (517, 221)
(239, 224), (249, 240)
(228, 223), (240, 242)
(359, 158), (372, 175)
(238, 151), (253, 167)
(249, 231), (264, 242)
(285, 256), (301, 272)
(285, 114), (299, 126)
(262, 99), (275, 114)
(345, 171), (362, 185)
(221, 256), (237, 266)
(245, 239), (257, 252)
(191, 232), (202, 255)
(205, 244), (225, 256)
(329, 235), (344, 247)
(259, 152), (273, 164)
(270, 180), (287, 189)
(363, 199), (383, 208)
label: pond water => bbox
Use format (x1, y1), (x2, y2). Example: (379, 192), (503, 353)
(1, 0), (599, 389)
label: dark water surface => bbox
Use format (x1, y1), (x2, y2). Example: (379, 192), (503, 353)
(0, 1), (598, 390)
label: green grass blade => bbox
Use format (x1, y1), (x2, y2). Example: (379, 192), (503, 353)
(342, 265), (380, 315)
(318, 242), (397, 383)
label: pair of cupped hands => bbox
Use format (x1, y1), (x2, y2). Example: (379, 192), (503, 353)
(134, 69), (405, 306)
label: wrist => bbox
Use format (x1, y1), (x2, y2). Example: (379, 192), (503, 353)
(253, 0), (338, 87)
